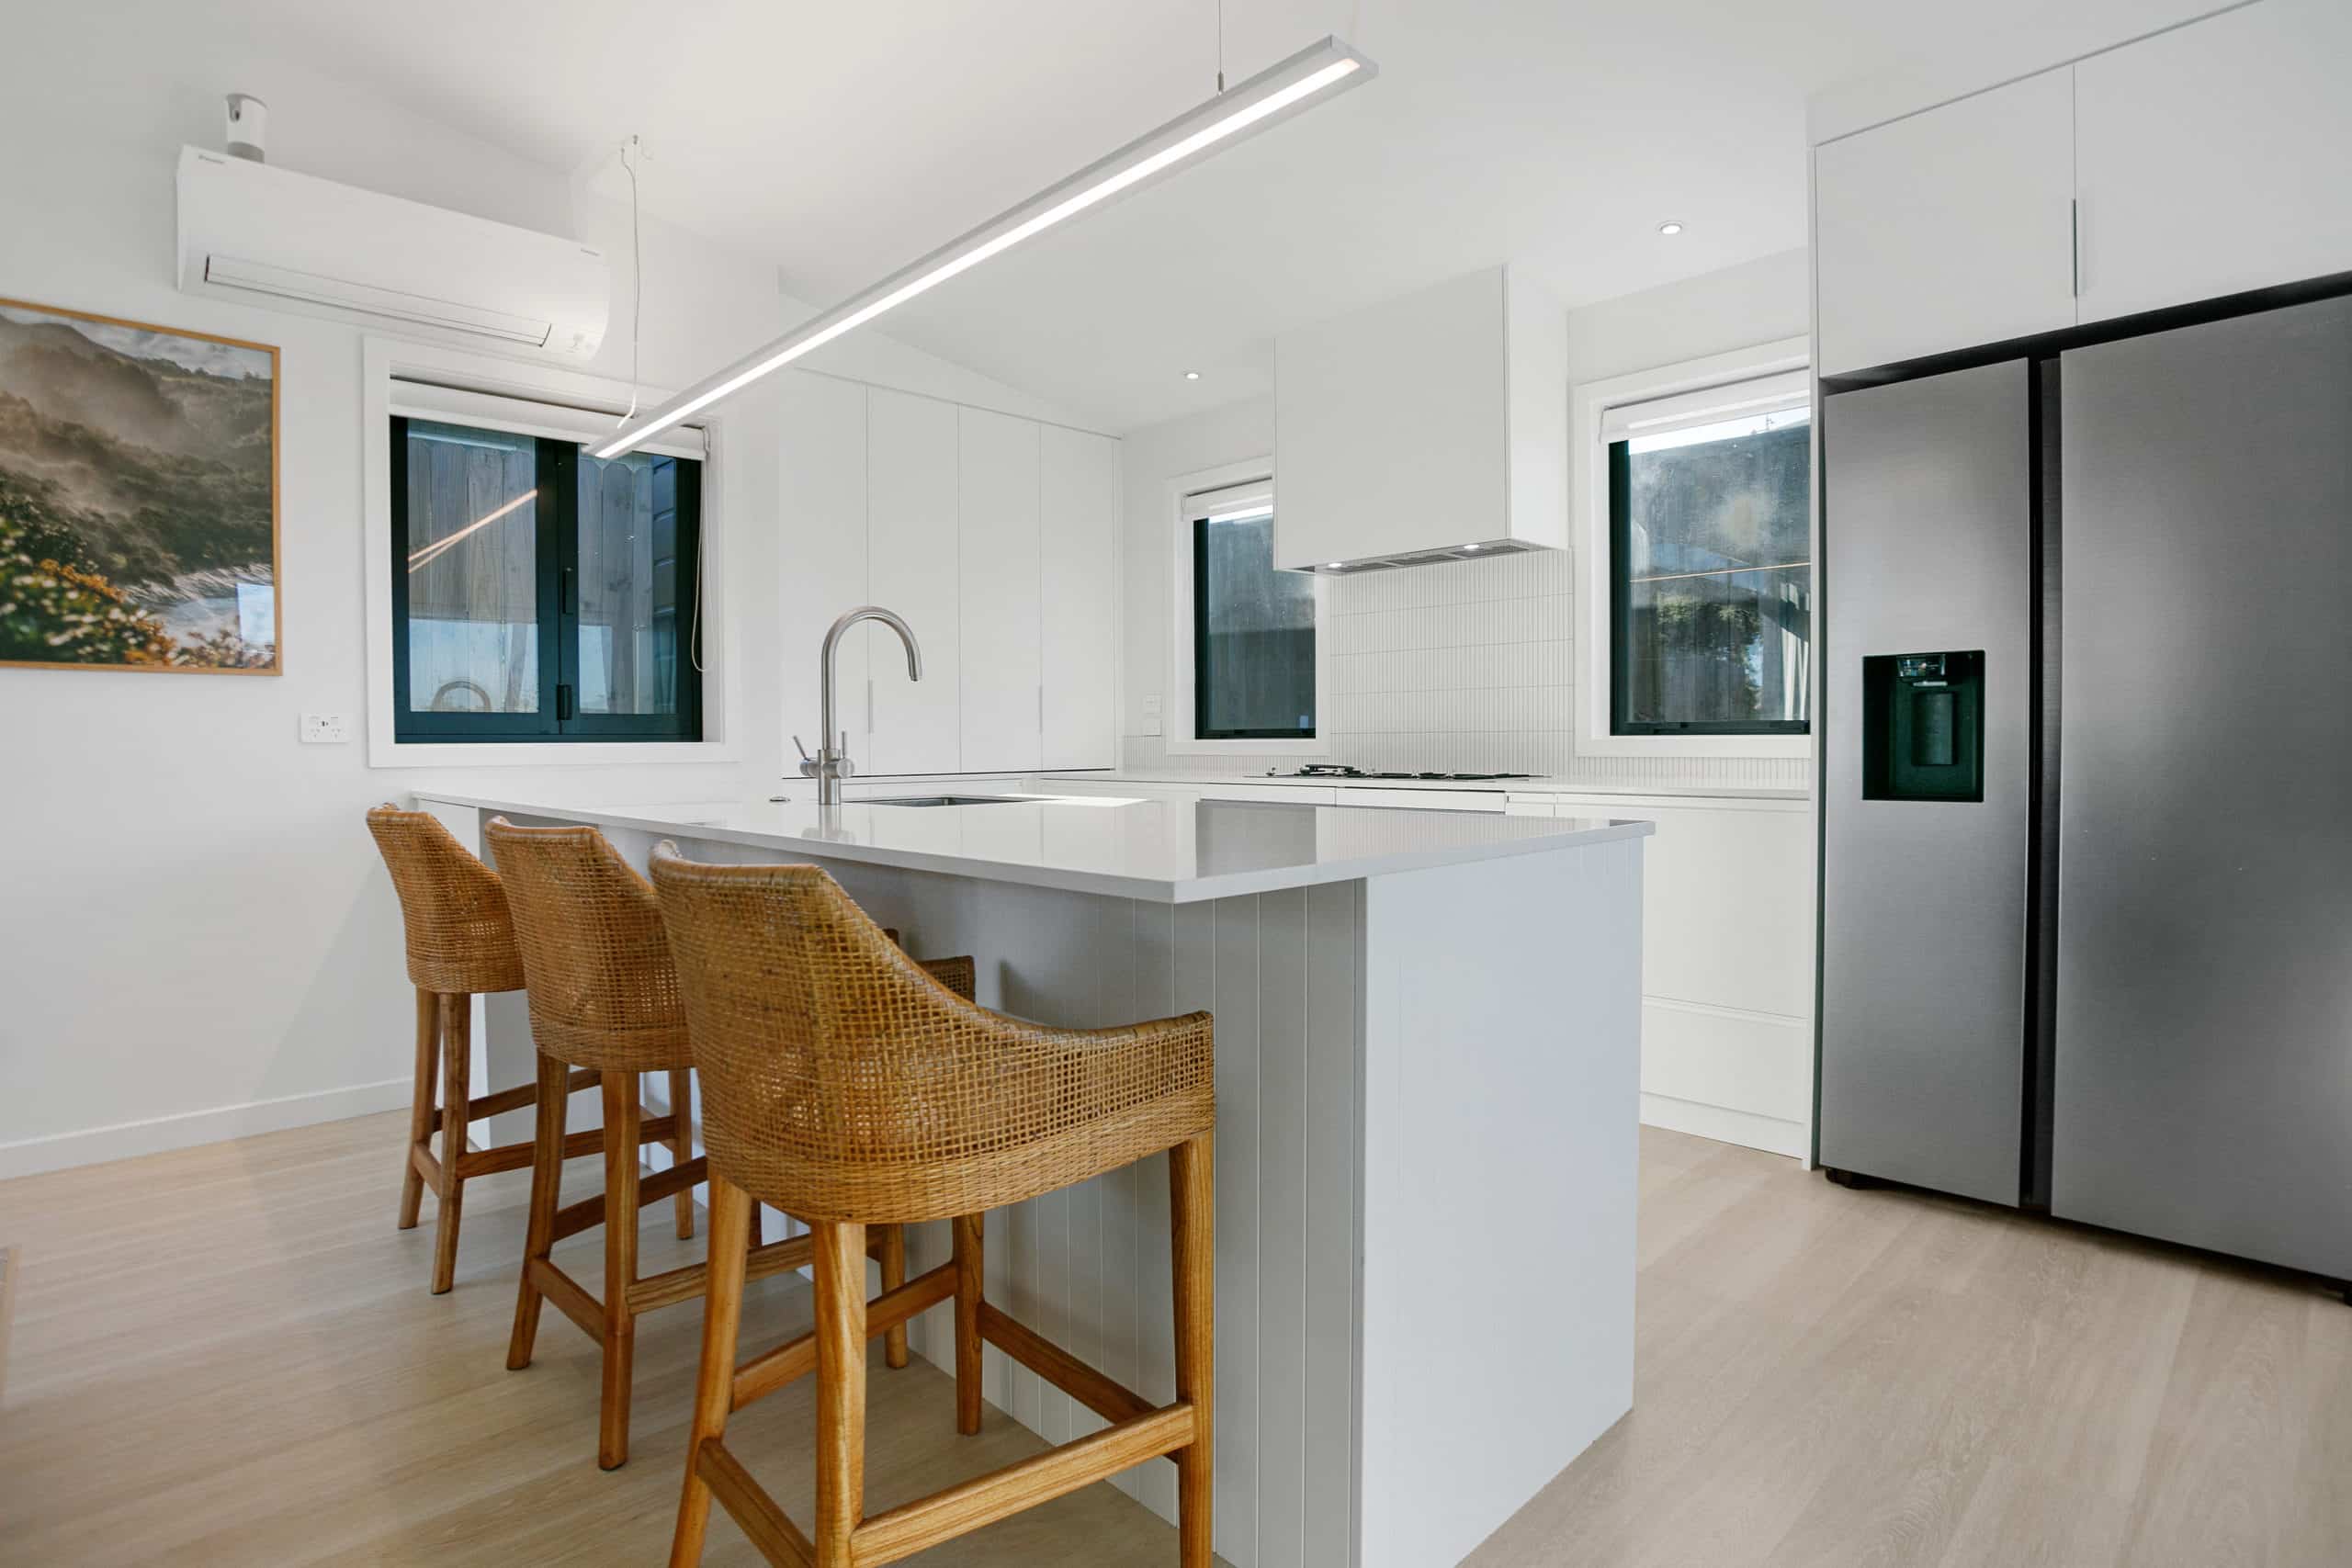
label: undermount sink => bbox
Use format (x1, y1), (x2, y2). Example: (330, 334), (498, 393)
(858, 794), (1036, 807)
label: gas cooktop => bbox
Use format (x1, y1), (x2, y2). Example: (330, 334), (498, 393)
(1268, 765), (1535, 783)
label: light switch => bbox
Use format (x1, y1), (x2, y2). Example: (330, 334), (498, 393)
(1142, 694), (1162, 716)
(300, 713), (351, 744)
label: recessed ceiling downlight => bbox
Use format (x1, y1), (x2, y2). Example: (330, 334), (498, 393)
(1657, 220), (1685, 236)
(1184, 370), (1201, 379)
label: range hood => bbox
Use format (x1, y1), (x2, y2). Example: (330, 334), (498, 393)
(1274, 265), (1567, 573)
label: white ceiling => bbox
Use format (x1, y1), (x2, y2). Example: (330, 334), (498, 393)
(245, 0), (2208, 432)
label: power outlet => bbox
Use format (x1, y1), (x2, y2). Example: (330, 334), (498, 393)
(300, 713), (351, 744)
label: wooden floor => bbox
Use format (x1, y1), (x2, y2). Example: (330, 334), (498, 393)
(2, 1115), (2346, 1567)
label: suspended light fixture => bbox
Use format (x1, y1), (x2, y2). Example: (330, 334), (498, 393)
(593, 35), (1375, 459)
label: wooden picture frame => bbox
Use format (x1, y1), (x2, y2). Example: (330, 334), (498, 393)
(0, 296), (281, 674)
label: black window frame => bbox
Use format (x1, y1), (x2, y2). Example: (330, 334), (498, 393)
(390, 414), (702, 743)
(1607, 425), (1812, 739)
(1191, 507), (1317, 741)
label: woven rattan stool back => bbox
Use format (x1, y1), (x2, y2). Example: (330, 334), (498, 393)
(484, 818), (693, 1074)
(366, 806), (525, 996)
(649, 842), (1214, 1226)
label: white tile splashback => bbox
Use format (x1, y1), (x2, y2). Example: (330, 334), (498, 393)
(1131, 547), (1811, 792)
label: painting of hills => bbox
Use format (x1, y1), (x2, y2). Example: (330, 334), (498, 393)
(0, 298), (277, 671)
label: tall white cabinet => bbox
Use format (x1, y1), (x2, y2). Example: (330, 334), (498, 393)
(1039, 425), (1120, 770)
(957, 408), (1043, 772)
(779, 372), (1119, 777)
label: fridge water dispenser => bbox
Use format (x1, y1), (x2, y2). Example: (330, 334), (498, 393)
(1862, 650), (1984, 802)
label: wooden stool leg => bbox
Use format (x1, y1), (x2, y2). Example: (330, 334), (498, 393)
(878, 1224), (909, 1371)
(599, 1072), (644, 1470)
(430, 994), (473, 1295)
(399, 988), (439, 1230)
(1170, 1134), (1215, 1568)
(507, 1052), (572, 1371)
(813, 1220), (868, 1567)
(668, 1173), (752, 1568)
(952, 1213), (983, 1435)
(667, 1067), (695, 1240)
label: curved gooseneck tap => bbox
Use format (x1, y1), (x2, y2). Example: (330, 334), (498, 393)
(801, 605), (922, 807)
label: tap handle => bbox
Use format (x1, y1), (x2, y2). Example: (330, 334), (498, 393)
(834, 731), (854, 779)
(792, 734), (812, 761)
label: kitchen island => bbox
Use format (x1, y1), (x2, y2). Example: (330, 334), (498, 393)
(413, 788), (1650, 1568)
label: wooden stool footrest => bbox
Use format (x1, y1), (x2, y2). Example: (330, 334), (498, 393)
(853, 1403), (1199, 1567)
(552, 1156), (708, 1242)
(976, 1302), (1151, 1426)
(626, 1233), (813, 1316)
(697, 1438), (815, 1568)
(437, 1066), (601, 1129)
(457, 1116), (676, 1180)
(525, 1256), (602, 1338)
(731, 1261), (956, 1412)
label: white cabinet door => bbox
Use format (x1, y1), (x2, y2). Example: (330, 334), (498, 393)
(1815, 70), (2077, 375)
(956, 408), (1042, 773)
(2075, 0), (2352, 322)
(865, 389), (961, 775)
(778, 371), (866, 766)
(1039, 425), (1120, 769)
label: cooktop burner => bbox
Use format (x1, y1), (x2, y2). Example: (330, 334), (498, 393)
(1272, 765), (1535, 783)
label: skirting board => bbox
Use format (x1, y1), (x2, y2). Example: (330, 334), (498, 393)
(1640, 1091), (1807, 1160)
(0, 1077), (412, 1180)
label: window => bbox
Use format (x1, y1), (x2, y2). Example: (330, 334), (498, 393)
(1189, 484), (1315, 740)
(1606, 384), (1811, 736)
(390, 415), (701, 741)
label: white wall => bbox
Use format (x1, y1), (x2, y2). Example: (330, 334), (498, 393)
(0, 6), (1088, 1174)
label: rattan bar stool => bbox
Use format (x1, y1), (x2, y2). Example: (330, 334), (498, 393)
(486, 818), (955, 1471)
(649, 844), (1217, 1568)
(367, 805), (650, 1295)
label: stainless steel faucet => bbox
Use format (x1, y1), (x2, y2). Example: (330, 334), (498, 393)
(796, 605), (922, 807)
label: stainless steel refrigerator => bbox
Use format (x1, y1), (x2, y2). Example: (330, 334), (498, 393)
(1816, 292), (2352, 1284)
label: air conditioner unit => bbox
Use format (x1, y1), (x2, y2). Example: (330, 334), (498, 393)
(175, 147), (609, 361)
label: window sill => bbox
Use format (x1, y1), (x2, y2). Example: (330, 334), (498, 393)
(368, 736), (741, 770)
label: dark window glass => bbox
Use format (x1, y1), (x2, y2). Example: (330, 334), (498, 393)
(1610, 409), (1811, 735)
(1193, 502), (1315, 739)
(390, 416), (700, 742)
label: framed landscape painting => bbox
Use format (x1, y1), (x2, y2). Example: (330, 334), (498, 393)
(0, 297), (280, 672)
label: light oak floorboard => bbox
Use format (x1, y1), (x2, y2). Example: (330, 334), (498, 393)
(1465, 1131), (2352, 1568)
(0, 1111), (1196, 1567)
(4, 1117), (2346, 1566)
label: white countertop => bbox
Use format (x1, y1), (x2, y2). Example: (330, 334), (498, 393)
(1034, 768), (1810, 802)
(416, 789), (1653, 904)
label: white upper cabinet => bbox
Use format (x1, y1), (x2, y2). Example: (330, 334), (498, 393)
(2075, 0), (2352, 322)
(865, 388), (962, 775)
(956, 406), (1043, 773)
(1815, 70), (2077, 376)
(1274, 265), (1566, 570)
(1039, 425), (1120, 770)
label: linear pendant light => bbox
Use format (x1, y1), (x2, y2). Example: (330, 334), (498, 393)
(592, 35), (1375, 459)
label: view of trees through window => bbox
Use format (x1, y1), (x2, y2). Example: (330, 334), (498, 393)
(1611, 407), (1811, 735)
(1193, 498), (1315, 739)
